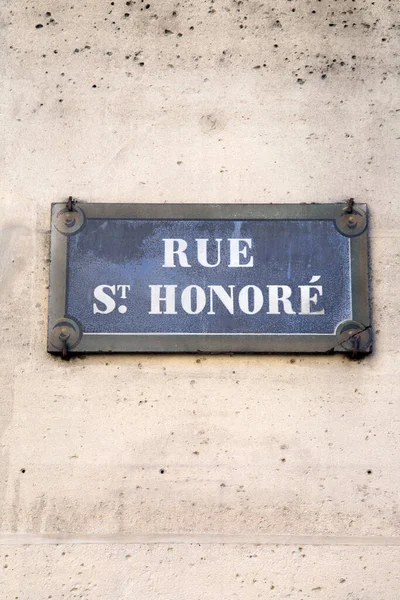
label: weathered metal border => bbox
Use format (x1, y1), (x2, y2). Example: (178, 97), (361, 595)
(48, 202), (371, 355)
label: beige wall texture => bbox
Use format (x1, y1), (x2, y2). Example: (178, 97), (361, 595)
(1, 0), (400, 598)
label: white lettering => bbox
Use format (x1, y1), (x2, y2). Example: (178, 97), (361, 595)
(181, 285), (207, 315)
(196, 238), (222, 268)
(299, 276), (325, 315)
(228, 239), (254, 267)
(238, 285), (263, 314)
(149, 285), (178, 314)
(162, 239), (191, 268)
(208, 285), (235, 315)
(93, 285), (116, 314)
(267, 285), (296, 314)
(117, 284), (131, 299)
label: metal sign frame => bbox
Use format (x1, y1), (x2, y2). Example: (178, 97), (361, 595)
(48, 202), (371, 357)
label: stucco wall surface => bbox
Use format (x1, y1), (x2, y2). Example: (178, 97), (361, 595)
(0, 0), (399, 598)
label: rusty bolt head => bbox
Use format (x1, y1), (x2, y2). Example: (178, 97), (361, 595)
(65, 215), (76, 228)
(336, 206), (366, 237)
(54, 204), (85, 236)
(336, 320), (372, 355)
(347, 216), (357, 229)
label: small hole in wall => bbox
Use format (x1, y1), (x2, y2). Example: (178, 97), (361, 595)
(20, 469), (26, 473)
(159, 469), (165, 474)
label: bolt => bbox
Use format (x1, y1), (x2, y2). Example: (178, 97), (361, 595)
(345, 198), (355, 213)
(347, 216), (358, 229)
(65, 215), (76, 228)
(59, 330), (70, 341)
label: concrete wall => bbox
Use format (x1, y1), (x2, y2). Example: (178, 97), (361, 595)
(1, 0), (399, 598)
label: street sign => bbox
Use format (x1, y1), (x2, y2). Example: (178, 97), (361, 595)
(48, 202), (371, 356)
